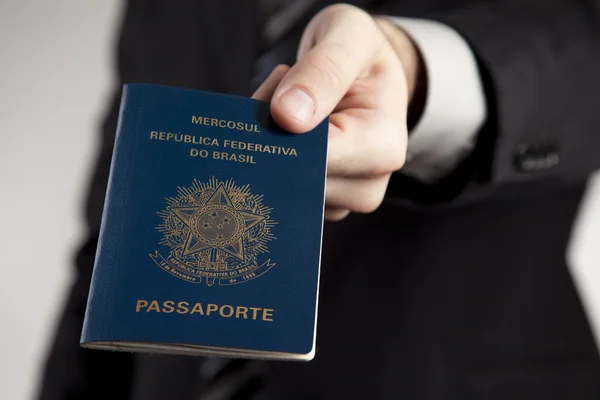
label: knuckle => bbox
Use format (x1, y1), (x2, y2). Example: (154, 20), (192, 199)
(370, 123), (407, 174)
(353, 182), (387, 214)
(309, 44), (348, 88)
(389, 148), (406, 172)
(354, 194), (383, 214)
(325, 208), (350, 221)
(367, 160), (394, 177)
(366, 148), (403, 176)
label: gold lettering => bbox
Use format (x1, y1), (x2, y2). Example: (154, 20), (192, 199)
(249, 307), (261, 320)
(190, 303), (204, 315)
(191, 116), (260, 132)
(162, 300), (175, 313)
(147, 300), (161, 312)
(219, 305), (234, 318)
(206, 304), (219, 315)
(176, 301), (189, 314)
(136, 300), (148, 312)
(149, 127), (303, 163)
(236, 306), (248, 319)
(135, 300), (273, 321)
(262, 308), (274, 322)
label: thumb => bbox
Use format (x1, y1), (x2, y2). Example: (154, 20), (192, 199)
(270, 6), (384, 133)
(251, 64), (290, 101)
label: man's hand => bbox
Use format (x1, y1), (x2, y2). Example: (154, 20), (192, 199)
(253, 4), (422, 221)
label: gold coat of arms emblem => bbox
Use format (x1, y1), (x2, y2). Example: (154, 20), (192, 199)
(150, 178), (276, 286)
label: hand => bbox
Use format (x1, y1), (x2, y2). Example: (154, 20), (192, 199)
(253, 4), (422, 220)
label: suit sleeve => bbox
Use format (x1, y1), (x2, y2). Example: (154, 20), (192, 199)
(378, 0), (600, 203)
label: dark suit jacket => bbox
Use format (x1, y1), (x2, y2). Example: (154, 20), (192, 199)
(38, 0), (600, 399)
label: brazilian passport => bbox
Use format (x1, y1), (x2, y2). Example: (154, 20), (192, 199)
(80, 84), (328, 360)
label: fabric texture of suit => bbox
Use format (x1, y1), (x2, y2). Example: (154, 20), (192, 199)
(37, 0), (600, 399)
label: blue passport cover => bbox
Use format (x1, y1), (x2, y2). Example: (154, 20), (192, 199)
(80, 83), (328, 360)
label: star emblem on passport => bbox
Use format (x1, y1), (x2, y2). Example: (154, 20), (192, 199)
(150, 178), (276, 286)
(170, 184), (265, 260)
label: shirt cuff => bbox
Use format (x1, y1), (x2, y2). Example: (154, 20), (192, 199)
(387, 17), (488, 183)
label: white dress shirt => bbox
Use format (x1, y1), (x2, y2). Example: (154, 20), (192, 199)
(388, 17), (488, 183)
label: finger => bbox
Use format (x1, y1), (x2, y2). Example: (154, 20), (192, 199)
(325, 175), (391, 213)
(251, 64), (291, 101)
(326, 117), (406, 178)
(270, 5), (385, 133)
(324, 207), (351, 221)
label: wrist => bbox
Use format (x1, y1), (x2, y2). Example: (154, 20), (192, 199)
(374, 18), (421, 100)
(375, 17), (427, 130)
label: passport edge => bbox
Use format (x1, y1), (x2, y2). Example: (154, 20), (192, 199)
(80, 340), (315, 361)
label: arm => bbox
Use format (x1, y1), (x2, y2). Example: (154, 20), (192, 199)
(258, 1), (600, 210)
(253, 4), (413, 220)
(379, 0), (600, 200)
(381, 17), (487, 184)
(253, 4), (491, 214)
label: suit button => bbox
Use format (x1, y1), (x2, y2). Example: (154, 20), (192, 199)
(514, 143), (560, 172)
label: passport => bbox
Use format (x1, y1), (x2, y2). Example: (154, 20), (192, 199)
(80, 83), (328, 360)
